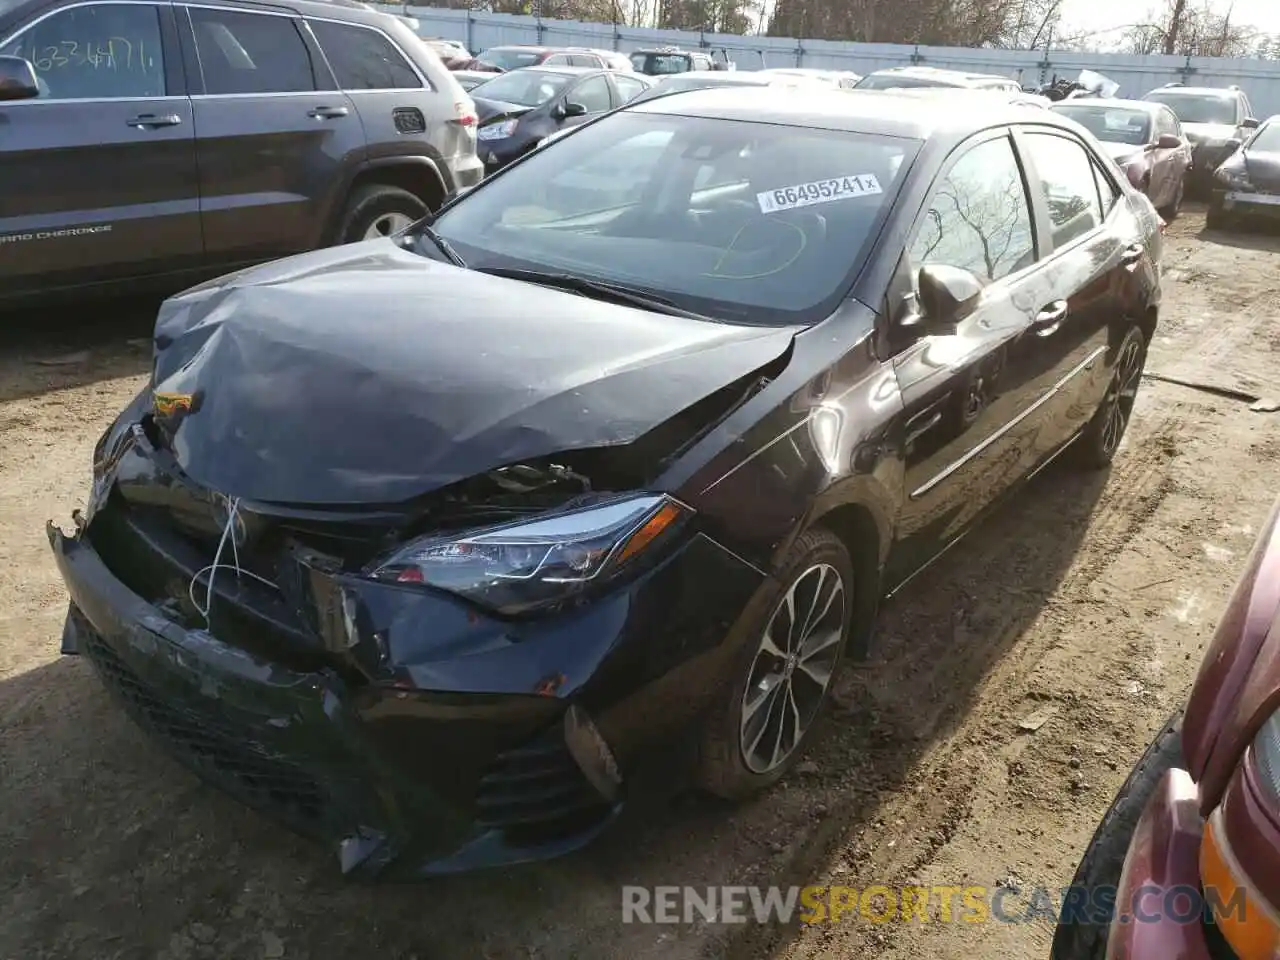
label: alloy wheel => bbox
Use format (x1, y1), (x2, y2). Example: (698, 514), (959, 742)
(739, 563), (846, 774)
(363, 212), (415, 240)
(1100, 336), (1144, 456)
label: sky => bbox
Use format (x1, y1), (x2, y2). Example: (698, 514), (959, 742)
(1059, 0), (1280, 43)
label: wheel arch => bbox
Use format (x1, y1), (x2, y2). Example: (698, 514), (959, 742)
(323, 157), (449, 245)
(805, 497), (894, 661)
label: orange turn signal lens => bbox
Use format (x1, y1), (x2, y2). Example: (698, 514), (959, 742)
(1202, 813), (1280, 959)
(615, 501), (685, 566)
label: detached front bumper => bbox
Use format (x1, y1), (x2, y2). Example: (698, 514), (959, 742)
(1215, 188), (1280, 220)
(51, 522), (621, 877)
(48, 481), (764, 878)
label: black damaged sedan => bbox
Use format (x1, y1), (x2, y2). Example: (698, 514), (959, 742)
(50, 88), (1163, 878)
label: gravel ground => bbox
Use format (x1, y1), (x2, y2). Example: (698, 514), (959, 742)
(2, 205), (1279, 960)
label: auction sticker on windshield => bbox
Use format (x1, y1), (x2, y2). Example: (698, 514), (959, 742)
(758, 175), (883, 213)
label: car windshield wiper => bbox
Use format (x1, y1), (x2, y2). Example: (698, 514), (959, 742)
(474, 266), (719, 322)
(412, 223), (466, 268)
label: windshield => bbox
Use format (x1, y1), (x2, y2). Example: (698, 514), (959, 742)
(1144, 92), (1236, 125)
(428, 112), (917, 326)
(1247, 123), (1280, 153)
(477, 47), (543, 71)
(470, 70), (571, 106)
(633, 53), (690, 74)
(857, 73), (963, 90)
(1053, 105), (1151, 145)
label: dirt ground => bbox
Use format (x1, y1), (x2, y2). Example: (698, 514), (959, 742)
(2, 205), (1279, 960)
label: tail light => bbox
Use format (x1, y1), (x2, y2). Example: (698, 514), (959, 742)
(452, 100), (477, 128)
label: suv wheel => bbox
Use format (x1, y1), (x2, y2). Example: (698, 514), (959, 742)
(337, 184), (429, 244)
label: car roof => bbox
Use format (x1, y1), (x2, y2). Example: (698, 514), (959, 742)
(1054, 97), (1161, 113)
(1145, 86), (1240, 99)
(517, 65), (607, 75)
(866, 65), (1009, 83)
(630, 85), (1064, 141)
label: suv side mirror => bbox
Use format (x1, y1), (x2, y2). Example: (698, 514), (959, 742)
(1242, 117), (1259, 129)
(559, 100), (587, 118)
(901, 264), (983, 333)
(0, 56), (40, 102)
(1155, 133), (1182, 149)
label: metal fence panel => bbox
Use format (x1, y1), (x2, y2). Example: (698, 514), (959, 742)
(404, 5), (1280, 117)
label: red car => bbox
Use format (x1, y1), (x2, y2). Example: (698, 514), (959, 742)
(1053, 498), (1280, 958)
(1051, 99), (1194, 221)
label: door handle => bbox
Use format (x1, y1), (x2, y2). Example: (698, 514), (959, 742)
(1032, 300), (1068, 337)
(307, 106), (349, 119)
(1120, 243), (1145, 268)
(126, 113), (182, 129)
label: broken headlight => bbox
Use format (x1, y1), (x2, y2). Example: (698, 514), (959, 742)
(369, 494), (690, 614)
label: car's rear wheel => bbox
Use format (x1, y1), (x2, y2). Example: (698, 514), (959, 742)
(1049, 713), (1184, 960)
(1073, 325), (1147, 470)
(695, 528), (852, 799)
(336, 184), (429, 245)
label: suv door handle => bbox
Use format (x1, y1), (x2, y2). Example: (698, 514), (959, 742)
(127, 113), (182, 129)
(307, 106), (349, 119)
(1120, 243), (1145, 267)
(1032, 300), (1068, 337)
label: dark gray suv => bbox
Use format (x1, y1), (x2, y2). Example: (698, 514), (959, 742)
(0, 0), (483, 304)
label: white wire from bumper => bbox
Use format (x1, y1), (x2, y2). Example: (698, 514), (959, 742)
(188, 495), (277, 628)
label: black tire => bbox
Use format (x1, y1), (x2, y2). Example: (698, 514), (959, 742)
(1050, 713), (1184, 960)
(1159, 176), (1184, 221)
(695, 527), (853, 800)
(1073, 324), (1147, 470)
(335, 184), (429, 245)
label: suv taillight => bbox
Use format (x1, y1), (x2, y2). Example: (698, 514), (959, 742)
(452, 100), (477, 127)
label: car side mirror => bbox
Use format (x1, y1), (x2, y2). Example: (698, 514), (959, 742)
(1242, 117), (1259, 129)
(0, 56), (40, 102)
(559, 100), (587, 118)
(1155, 134), (1182, 149)
(1226, 137), (1243, 152)
(902, 264), (983, 333)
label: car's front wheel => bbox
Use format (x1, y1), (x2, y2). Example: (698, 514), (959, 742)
(1049, 713), (1184, 960)
(1074, 324), (1147, 470)
(1160, 175), (1185, 220)
(696, 528), (852, 799)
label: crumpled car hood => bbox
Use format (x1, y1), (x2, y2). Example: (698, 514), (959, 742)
(151, 240), (796, 505)
(472, 97), (533, 123)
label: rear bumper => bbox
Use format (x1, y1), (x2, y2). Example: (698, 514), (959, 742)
(1105, 768), (1214, 959)
(49, 522), (621, 878)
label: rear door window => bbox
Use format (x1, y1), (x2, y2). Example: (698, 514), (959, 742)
(0, 2), (167, 99)
(188, 7), (315, 94)
(613, 74), (647, 103)
(569, 74), (611, 113)
(1020, 132), (1105, 249)
(310, 20), (421, 90)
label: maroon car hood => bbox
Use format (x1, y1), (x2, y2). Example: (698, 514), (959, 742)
(1183, 497), (1280, 811)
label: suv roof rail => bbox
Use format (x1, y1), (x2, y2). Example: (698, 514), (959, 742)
(1162, 81), (1183, 87)
(1229, 84), (1241, 91)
